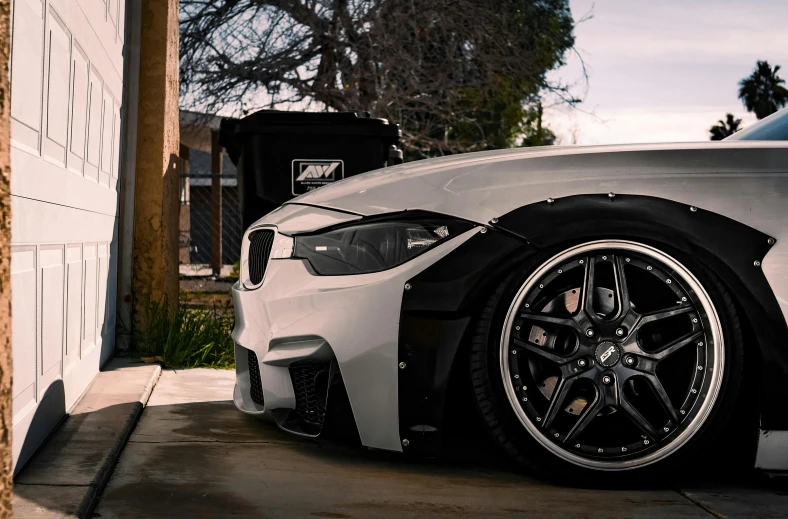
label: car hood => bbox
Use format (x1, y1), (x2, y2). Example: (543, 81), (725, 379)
(287, 141), (788, 226)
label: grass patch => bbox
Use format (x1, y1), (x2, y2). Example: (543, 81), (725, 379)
(134, 297), (235, 369)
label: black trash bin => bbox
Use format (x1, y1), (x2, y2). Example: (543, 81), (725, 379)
(219, 110), (401, 230)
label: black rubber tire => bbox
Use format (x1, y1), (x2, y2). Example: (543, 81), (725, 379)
(469, 239), (746, 486)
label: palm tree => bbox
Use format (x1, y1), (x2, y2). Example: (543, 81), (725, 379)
(709, 114), (742, 140)
(738, 61), (788, 119)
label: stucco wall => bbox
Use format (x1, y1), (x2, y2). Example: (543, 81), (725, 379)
(132, 0), (180, 321)
(0, 0), (13, 513)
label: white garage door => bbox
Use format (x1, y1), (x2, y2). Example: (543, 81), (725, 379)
(9, 0), (126, 471)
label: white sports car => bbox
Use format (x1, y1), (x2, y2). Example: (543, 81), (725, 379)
(232, 108), (788, 481)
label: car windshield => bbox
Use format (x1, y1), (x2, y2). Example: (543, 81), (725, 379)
(726, 106), (788, 140)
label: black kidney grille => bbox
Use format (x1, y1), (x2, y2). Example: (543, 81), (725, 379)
(247, 349), (265, 406)
(248, 230), (275, 285)
(290, 363), (331, 427)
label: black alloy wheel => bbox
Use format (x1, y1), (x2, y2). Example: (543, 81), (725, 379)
(471, 239), (744, 480)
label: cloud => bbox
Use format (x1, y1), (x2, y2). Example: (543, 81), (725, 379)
(545, 105), (757, 145)
(546, 0), (788, 144)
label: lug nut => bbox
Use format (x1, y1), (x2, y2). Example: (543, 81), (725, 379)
(625, 356), (635, 366)
(602, 375), (612, 385)
(615, 327), (626, 337)
(578, 359), (587, 368)
(586, 328), (595, 338)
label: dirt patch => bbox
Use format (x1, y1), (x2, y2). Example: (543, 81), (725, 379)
(180, 276), (235, 314)
(180, 277), (235, 293)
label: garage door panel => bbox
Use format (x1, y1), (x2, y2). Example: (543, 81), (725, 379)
(85, 67), (102, 181)
(100, 87), (113, 186)
(42, 9), (70, 165)
(40, 246), (64, 382)
(82, 243), (97, 354)
(11, 0), (44, 152)
(65, 244), (82, 373)
(97, 242), (108, 342)
(11, 246), (38, 429)
(117, 0), (125, 42)
(69, 43), (89, 174)
(112, 103), (122, 185)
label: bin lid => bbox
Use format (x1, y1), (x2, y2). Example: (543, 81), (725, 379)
(220, 110), (400, 164)
(227, 110), (398, 135)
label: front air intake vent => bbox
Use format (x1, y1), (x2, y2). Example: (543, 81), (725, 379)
(247, 349), (265, 406)
(290, 363), (331, 428)
(248, 230), (275, 285)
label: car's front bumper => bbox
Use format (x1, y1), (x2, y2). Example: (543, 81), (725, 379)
(231, 225), (481, 451)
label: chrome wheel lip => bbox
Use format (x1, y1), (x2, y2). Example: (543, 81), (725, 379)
(499, 240), (725, 471)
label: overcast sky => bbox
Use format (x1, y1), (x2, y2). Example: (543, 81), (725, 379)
(545, 0), (788, 145)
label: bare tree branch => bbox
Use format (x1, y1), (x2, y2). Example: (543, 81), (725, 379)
(180, 0), (580, 155)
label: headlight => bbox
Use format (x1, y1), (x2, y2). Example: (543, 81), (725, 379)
(293, 218), (474, 275)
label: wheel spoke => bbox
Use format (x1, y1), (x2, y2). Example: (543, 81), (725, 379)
(513, 338), (568, 364)
(580, 256), (596, 315)
(637, 305), (693, 328)
(519, 312), (578, 331)
(564, 391), (603, 444)
(649, 331), (703, 361)
(612, 256), (632, 316)
(644, 374), (679, 423)
(543, 378), (576, 429)
(619, 395), (657, 438)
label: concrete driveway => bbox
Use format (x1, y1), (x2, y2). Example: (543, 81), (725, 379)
(93, 369), (788, 519)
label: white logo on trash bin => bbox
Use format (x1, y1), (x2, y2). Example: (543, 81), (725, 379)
(292, 159), (344, 195)
(296, 162), (340, 181)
